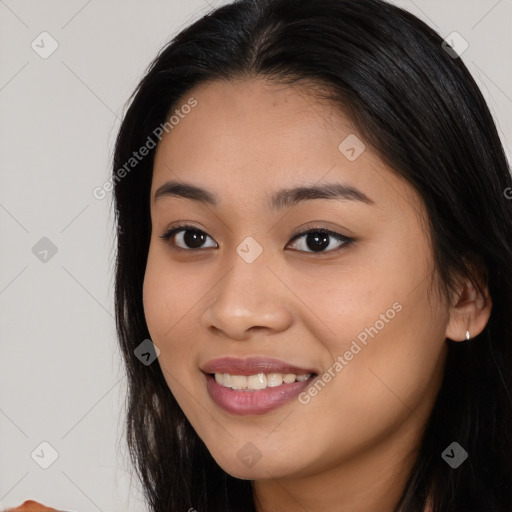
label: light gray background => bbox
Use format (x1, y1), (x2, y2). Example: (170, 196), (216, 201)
(1, 1), (511, 510)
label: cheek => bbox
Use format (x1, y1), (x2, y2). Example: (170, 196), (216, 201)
(286, 254), (448, 444)
(142, 240), (254, 467)
(281, 253), (404, 355)
(142, 244), (199, 340)
(297, 277), (447, 447)
(142, 245), (206, 405)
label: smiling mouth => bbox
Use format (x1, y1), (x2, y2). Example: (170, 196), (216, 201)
(210, 371), (316, 391)
(204, 371), (318, 415)
(201, 356), (319, 414)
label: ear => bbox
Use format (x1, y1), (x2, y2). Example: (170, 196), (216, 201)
(445, 267), (492, 342)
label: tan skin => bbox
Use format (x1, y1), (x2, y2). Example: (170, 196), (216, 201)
(142, 78), (492, 512)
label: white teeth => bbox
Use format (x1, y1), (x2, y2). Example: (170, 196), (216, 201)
(283, 373), (296, 384)
(213, 372), (312, 390)
(230, 374), (247, 390)
(267, 373), (283, 387)
(247, 373), (267, 389)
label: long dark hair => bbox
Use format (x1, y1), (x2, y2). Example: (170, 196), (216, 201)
(111, 0), (512, 510)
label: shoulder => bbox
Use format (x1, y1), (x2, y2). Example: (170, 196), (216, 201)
(4, 500), (61, 512)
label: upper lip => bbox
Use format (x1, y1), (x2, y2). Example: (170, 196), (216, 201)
(201, 356), (317, 376)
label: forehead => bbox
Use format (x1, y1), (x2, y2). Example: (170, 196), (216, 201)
(151, 78), (424, 222)
(153, 77), (355, 174)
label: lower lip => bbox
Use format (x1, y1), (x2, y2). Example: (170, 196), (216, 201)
(205, 373), (316, 415)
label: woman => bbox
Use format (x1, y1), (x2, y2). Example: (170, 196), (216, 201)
(112, 0), (512, 510)
(12, 0), (512, 510)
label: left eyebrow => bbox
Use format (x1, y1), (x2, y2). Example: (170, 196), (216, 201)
(152, 180), (374, 208)
(269, 182), (374, 209)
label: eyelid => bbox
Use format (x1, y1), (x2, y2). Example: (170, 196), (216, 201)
(288, 222), (349, 240)
(159, 222), (353, 254)
(159, 223), (218, 250)
(286, 224), (352, 254)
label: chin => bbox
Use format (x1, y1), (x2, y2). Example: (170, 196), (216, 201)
(209, 449), (300, 481)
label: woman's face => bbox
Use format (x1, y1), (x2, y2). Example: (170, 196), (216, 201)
(143, 78), (452, 484)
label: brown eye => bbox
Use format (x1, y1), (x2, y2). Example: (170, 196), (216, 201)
(160, 225), (218, 250)
(287, 228), (352, 253)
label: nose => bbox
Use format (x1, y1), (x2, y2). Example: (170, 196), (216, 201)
(200, 250), (294, 341)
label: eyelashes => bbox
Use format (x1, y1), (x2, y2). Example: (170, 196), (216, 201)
(159, 223), (354, 255)
(160, 224), (217, 251)
(287, 226), (353, 254)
